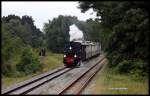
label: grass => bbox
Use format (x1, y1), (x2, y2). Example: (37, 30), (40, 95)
(89, 61), (149, 95)
(39, 51), (63, 72)
(2, 74), (38, 89)
(2, 51), (63, 90)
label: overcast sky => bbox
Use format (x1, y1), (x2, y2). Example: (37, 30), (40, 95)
(2, 1), (98, 31)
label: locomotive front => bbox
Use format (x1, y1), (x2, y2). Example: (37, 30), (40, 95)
(63, 42), (81, 67)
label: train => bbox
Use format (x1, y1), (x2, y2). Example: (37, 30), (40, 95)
(63, 40), (101, 67)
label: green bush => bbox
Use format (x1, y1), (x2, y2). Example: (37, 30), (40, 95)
(107, 52), (123, 67)
(115, 59), (134, 74)
(114, 59), (148, 78)
(16, 46), (43, 75)
(131, 59), (148, 77)
(1, 61), (14, 76)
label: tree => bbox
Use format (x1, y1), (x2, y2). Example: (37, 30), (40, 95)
(78, 1), (149, 76)
(43, 15), (78, 53)
(1, 22), (25, 76)
(2, 15), (44, 48)
(1, 15), (45, 76)
(16, 46), (43, 74)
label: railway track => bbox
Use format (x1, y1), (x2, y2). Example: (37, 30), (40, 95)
(58, 57), (106, 95)
(2, 55), (106, 95)
(2, 67), (72, 95)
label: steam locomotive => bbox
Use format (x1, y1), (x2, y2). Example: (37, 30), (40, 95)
(63, 40), (101, 67)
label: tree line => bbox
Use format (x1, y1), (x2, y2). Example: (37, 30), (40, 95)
(2, 15), (44, 76)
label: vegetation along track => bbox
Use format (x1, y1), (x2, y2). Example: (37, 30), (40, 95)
(2, 67), (72, 95)
(58, 57), (106, 95)
(2, 56), (105, 95)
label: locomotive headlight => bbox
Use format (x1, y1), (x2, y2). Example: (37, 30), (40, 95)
(74, 54), (77, 58)
(69, 46), (72, 50)
(64, 55), (66, 57)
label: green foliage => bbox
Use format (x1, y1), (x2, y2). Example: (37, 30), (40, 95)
(16, 47), (43, 75)
(44, 15), (81, 53)
(114, 60), (134, 74)
(106, 52), (123, 68)
(84, 19), (102, 42)
(2, 15), (45, 76)
(79, 1), (149, 77)
(1, 23), (25, 76)
(113, 59), (148, 77)
(131, 59), (148, 77)
(2, 15), (45, 48)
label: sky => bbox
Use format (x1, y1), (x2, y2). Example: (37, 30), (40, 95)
(2, 1), (98, 31)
